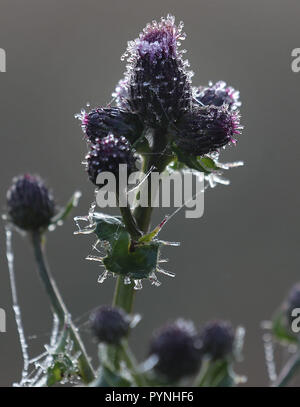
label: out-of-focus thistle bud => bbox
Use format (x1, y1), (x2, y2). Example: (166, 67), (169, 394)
(200, 320), (235, 360)
(86, 134), (137, 185)
(81, 107), (144, 145)
(122, 14), (193, 129)
(90, 305), (130, 345)
(195, 81), (241, 111)
(6, 174), (55, 232)
(172, 105), (242, 156)
(149, 319), (202, 381)
(285, 283), (300, 325)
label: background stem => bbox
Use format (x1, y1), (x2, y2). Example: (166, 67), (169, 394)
(30, 231), (95, 384)
(120, 339), (146, 386)
(274, 351), (300, 387)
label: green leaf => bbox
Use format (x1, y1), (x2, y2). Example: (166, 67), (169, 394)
(94, 344), (133, 387)
(95, 366), (132, 387)
(171, 144), (218, 174)
(51, 191), (82, 226)
(93, 213), (124, 246)
(93, 213), (160, 280)
(199, 157), (220, 171)
(198, 359), (236, 387)
(46, 354), (77, 386)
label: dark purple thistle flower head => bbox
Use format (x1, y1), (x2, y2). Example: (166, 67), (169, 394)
(86, 134), (137, 185)
(195, 81), (241, 111)
(149, 319), (202, 381)
(121, 15), (193, 128)
(80, 107), (143, 145)
(200, 320), (235, 361)
(172, 104), (242, 156)
(90, 305), (130, 345)
(6, 174), (55, 231)
(285, 283), (300, 325)
(135, 15), (182, 61)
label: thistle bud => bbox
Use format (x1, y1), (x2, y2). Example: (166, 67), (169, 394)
(82, 107), (143, 145)
(149, 319), (201, 381)
(123, 15), (193, 128)
(6, 174), (55, 232)
(86, 134), (137, 185)
(200, 320), (235, 360)
(195, 81), (241, 111)
(90, 305), (130, 344)
(172, 105), (242, 156)
(286, 283), (300, 325)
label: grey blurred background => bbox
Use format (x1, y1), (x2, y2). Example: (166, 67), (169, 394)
(0, 0), (299, 387)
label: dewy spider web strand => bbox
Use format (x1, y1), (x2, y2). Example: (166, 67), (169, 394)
(5, 225), (30, 385)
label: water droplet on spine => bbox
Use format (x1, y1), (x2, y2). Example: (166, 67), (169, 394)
(86, 255), (103, 263)
(134, 279), (143, 290)
(124, 276), (131, 285)
(156, 267), (176, 278)
(98, 271), (108, 283)
(149, 272), (161, 287)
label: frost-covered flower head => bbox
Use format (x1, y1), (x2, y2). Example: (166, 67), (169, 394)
(119, 15), (193, 128)
(149, 319), (202, 381)
(79, 15), (243, 190)
(195, 81), (241, 111)
(200, 320), (235, 360)
(6, 174), (55, 231)
(82, 107), (143, 145)
(86, 134), (137, 185)
(285, 283), (300, 325)
(90, 305), (131, 345)
(172, 105), (242, 156)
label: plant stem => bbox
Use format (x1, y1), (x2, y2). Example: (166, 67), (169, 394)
(112, 275), (135, 314)
(118, 202), (142, 241)
(134, 130), (171, 233)
(112, 129), (170, 313)
(120, 339), (147, 386)
(273, 351), (300, 387)
(30, 231), (95, 384)
(110, 130), (171, 382)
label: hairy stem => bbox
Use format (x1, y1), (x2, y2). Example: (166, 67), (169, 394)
(113, 130), (170, 312)
(117, 197), (142, 241)
(30, 231), (95, 384)
(134, 130), (171, 233)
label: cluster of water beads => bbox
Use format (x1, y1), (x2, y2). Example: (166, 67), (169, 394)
(86, 248), (177, 291)
(204, 153), (244, 189)
(32, 329), (82, 387)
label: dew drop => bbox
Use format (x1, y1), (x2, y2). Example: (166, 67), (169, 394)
(148, 272), (161, 287)
(133, 279), (143, 290)
(98, 271), (109, 284)
(124, 276), (131, 285)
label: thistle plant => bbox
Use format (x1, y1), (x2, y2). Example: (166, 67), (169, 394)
(4, 14), (300, 388)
